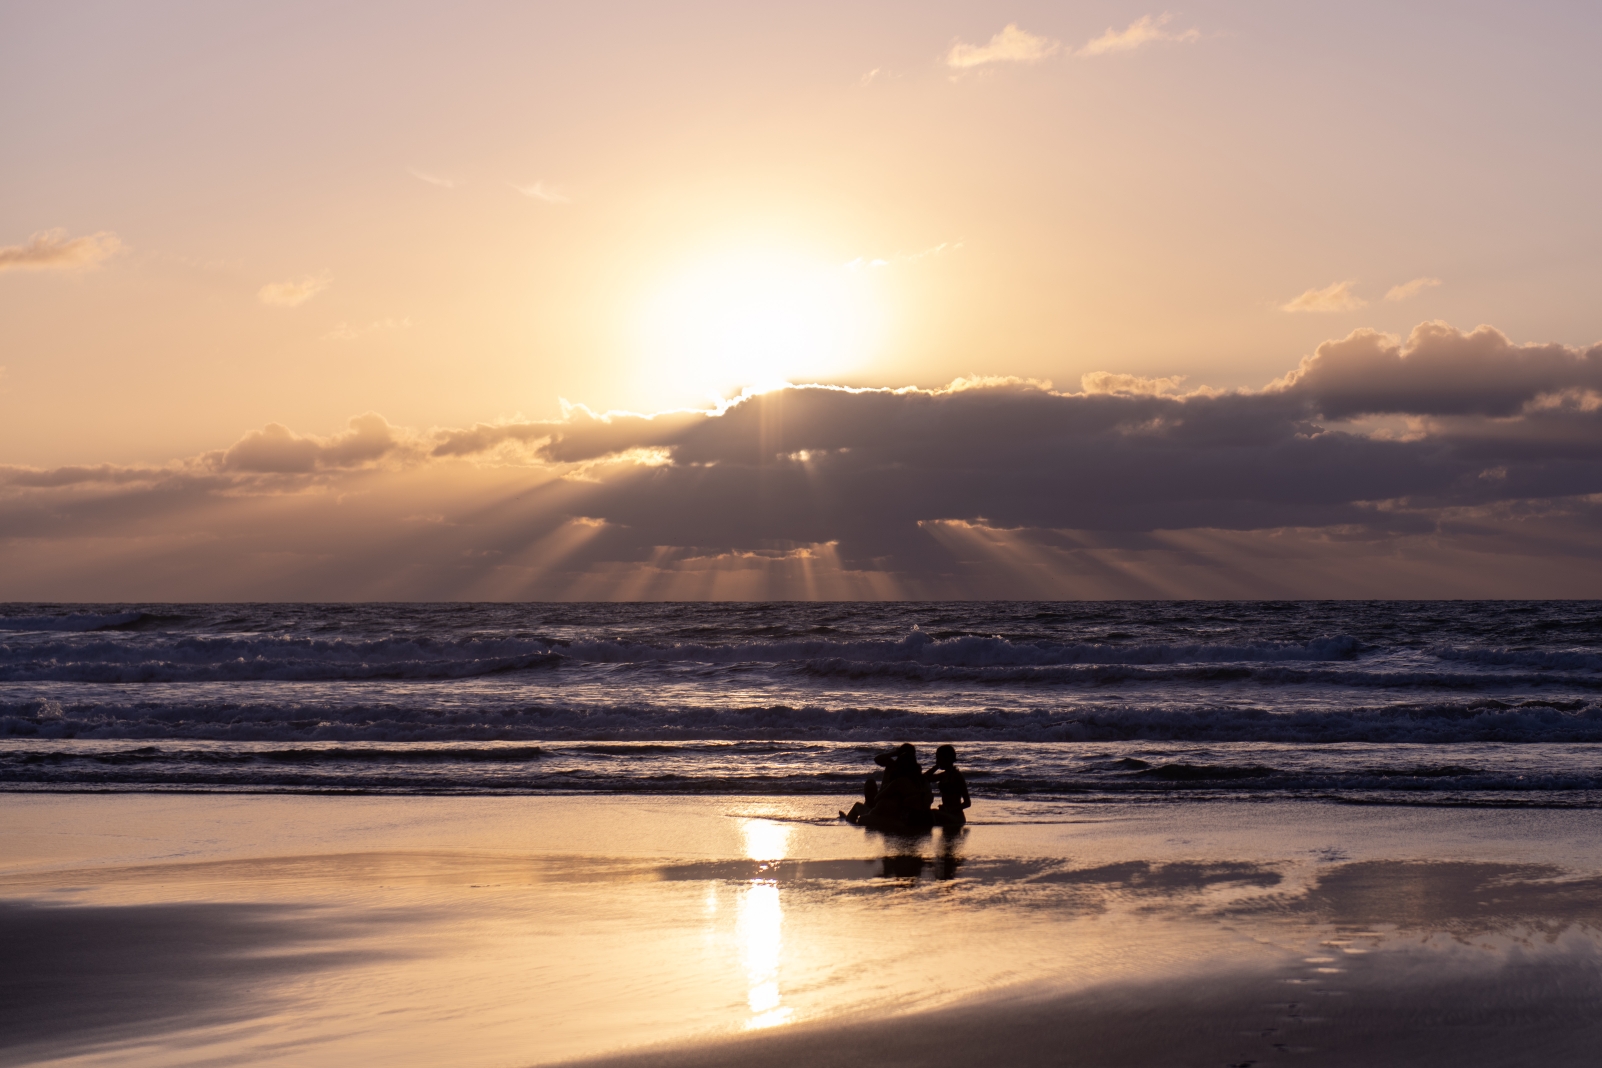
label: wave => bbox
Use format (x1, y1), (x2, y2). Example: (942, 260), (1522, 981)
(544, 630), (1369, 668)
(0, 633), (562, 681)
(793, 659), (1602, 689)
(5, 696), (1601, 744)
(1435, 646), (1602, 672)
(5, 741), (1602, 801)
(6, 621), (1597, 690)
(0, 611), (156, 633)
(0, 630), (1521, 686)
(3, 744), (545, 765)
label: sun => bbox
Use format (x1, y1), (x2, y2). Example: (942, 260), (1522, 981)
(637, 249), (885, 398)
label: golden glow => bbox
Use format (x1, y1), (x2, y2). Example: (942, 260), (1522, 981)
(636, 251), (885, 398)
(738, 818), (793, 1028)
(741, 818), (792, 863)
(738, 883), (789, 1027)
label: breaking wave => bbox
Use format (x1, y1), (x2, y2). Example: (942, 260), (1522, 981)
(0, 629), (1495, 685)
(4, 695), (1600, 744)
(4, 601), (1600, 801)
(4, 739), (1600, 802)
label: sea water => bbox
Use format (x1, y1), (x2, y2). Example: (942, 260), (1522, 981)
(3, 601), (1600, 805)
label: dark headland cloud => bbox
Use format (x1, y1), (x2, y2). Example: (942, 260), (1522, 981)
(4, 322), (1601, 599)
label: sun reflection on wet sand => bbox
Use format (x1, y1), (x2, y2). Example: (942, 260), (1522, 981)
(738, 819), (793, 1029)
(9, 798), (1602, 1067)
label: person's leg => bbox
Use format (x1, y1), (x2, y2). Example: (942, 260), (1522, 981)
(864, 776), (879, 806)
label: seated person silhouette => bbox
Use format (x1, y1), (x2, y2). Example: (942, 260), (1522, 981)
(841, 744), (934, 833)
(841, 748), (897, 823)
(926, 744), (971, 830)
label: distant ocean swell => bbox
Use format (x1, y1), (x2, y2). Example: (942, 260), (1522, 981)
(3, 739), (1598, 803)
(5, 696), (1601, 744)
(0, 627), (1372, 681)
(3, 630), (1598, 689)
(3, 601), (1600, 803)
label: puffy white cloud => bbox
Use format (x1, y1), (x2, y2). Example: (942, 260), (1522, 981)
(258, 273), (331, 307)
(1280, 280), (1366, 313)
(0, 229), (123, 272)
(1385, 276), (1443, 302)
(1077, 14), (1200, 58)
(946, 24), (1060, 69)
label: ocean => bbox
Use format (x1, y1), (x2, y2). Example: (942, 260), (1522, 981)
(3, 601), (1600, 805)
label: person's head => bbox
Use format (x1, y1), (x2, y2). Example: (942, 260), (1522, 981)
(892, 743), (920, 777)
(935, 744), (957, 769)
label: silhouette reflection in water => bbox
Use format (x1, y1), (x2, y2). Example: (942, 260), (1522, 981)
(877, 827), (967, 881)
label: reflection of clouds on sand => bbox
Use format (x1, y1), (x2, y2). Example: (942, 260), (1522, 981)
(8, 797), (1602, 1066)
(738, 819), (792, 1028)
(1236, 859), (1602, 941)
(0, 900), (394, 1061)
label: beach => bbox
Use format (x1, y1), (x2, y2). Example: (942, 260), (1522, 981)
(5, 601), (1601, 1065)
(10, 0), (1602, 1058)
(5, 793), (1601, 1067)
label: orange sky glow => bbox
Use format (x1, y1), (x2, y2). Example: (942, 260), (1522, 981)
(3, 1), (1601, 599)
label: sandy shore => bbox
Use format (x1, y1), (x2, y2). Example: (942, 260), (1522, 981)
(3, 795), (1600, 1066)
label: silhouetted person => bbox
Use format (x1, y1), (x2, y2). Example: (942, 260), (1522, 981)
(843, 748), (894, 823)
(841, 744), (934, 832)
(926, 744), (971, 830)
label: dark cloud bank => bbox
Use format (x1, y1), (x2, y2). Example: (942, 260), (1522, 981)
(5, 322), (1602, 599)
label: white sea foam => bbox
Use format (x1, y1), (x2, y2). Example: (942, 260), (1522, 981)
(2, 601), (1599, 799)
(3, 737), (1599, 802)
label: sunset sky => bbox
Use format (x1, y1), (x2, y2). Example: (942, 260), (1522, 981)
(4, 1), (1601, 599)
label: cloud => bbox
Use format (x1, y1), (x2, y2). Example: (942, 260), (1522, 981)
(1274, 320), (1602, 418)
(845, 242), (963, 271)
(408, 168), (456, 188)
(946, 24), (1060, 69)
(323, 317), (412, 342)
(0, 229), (123, 272)
(6, 322), (1602, 598)
(218, 413), (414, 473)
(1080, 372), (1189, 396)
(511, 181), (571, 204)
(1280, 280), (1366, 313)
(1386, 276), (1443, 302)
(429, 404), (705, 462)
(1077, 14), (1201, 57)
(258, 273), (331, 308)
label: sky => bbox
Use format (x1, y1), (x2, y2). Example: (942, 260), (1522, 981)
(3, 1), (1601, 599)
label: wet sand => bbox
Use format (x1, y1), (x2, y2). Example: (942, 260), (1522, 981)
(3, 794), (1600, 1066)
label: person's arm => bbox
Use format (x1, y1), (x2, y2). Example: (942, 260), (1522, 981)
(959, 772), (971, 809)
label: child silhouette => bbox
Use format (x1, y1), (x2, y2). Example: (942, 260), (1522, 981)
(927, 744), (971, 830)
